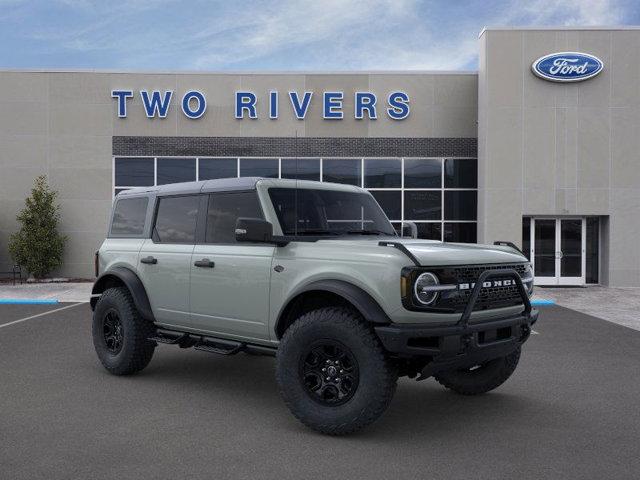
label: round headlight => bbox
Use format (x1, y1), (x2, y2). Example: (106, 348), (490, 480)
(523, 263), (534, 295)
(414, 272), (440, 305)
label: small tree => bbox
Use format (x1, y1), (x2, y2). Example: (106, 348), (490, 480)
(9, 176), (67, 278)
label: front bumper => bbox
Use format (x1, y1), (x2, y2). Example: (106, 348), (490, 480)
(375, 309), (537, 372)
(374, 267), (538, 378)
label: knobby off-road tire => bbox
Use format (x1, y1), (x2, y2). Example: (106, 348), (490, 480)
(276, 307), (398, 435)
(92, 287), (156, 375)
(434, 347), (521, 395)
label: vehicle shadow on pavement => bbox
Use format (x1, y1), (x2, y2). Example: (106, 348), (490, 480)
(110, 347), (553, 439)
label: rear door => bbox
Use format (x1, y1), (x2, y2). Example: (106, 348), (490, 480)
(137, 194), (200, 326)
(189, 191), (274, 341)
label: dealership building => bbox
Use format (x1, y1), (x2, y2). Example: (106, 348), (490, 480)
(0, 26), (639, 286)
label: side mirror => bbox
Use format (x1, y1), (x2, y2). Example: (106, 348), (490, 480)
(400, 221), (418, 239)
(235, 218), (274, 243)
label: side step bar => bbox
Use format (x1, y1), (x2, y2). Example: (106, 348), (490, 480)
(149, 329), (277, 357)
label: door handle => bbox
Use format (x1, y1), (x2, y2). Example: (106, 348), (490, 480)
(140, 256), (157, 265)
(194, 258), (215, 268)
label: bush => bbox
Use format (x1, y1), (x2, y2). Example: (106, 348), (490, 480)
(9, 176), (67, 279)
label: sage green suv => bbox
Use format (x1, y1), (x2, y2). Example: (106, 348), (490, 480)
(91, 177), (537, 435)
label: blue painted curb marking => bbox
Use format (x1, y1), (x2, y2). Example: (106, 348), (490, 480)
(0, 299), (59, 305)
(531, 299), (555, 306)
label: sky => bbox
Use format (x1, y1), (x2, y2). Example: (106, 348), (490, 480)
(0, 0), (638, 71)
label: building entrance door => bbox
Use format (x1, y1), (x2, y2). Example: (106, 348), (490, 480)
(529, 218), (586, 286)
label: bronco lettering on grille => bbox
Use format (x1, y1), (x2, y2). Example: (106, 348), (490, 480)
(458, 279), (515, 290)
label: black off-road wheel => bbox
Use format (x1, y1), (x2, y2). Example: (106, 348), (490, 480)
(92, 287), (156, 375)
(434, 347), (521, 395)
(276, 307), (397, 435)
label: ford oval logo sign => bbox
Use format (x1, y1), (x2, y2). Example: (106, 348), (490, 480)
(532, 52), (604, 82)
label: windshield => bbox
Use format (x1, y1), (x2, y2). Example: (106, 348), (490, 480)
(268, 188), (396, 236)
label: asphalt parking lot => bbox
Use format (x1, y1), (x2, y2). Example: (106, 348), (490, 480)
(1, 303), (639, 480)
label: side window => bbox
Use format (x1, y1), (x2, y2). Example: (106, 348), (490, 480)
(153, 195), (200, 243)
(110, 197), (148, 236)
(206, 192), (263, 244)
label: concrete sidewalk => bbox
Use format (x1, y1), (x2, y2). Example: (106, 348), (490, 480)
(0, 282), (92, 303)
(536, 286), (640, 332)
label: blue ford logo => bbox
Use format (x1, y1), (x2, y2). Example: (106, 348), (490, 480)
(532, 52), (603, 82)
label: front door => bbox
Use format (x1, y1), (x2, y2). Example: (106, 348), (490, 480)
(189, 191), (274, 341)
(530, 218), (585, 286)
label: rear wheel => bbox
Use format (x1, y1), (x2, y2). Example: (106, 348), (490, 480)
(276, 307), (397, 435)
(92, 287), (155, 375)
(434, 347), (521, 395)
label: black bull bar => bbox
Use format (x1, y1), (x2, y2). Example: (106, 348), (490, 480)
(374, 269), (539, 379)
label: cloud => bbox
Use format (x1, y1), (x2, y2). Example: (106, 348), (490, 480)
(191, 0), (418, 68)
(188, 0), (629, 70)
(507, 0), (624, 26)
(3, 0), (634, 70)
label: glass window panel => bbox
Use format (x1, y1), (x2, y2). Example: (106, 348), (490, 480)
(322, 159), (361, 186)
(534, 219), (556, 276)
(416, 223), (442, 241)
(444, 223), (477, 243)
(522, 217), (531, 261)
(404, 158), (441, 188)
(206, 192), (263, 244)
(560, 219), (582, 277)
(444, 159), (477, 188)
(240, 158), (279, 178)
(586, 217), (599, 284)
(444, 191), (477, 220)
(110, 197), (148, 236)
(268, 188), (394, 235)
(364, 158), (401, 188)
(281, 158), (320, 181)
(157, 158), (196, 185)
(154, 195), (199, 243)
(391, 222), (402, 236)
(370, 191), (401, 220)
(115, 158), (154, 187)
(199, 158), (237, 180)
(404, 191), (441, 220)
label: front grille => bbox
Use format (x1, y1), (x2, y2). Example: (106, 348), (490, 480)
(450, 264), (527, 283)
(434, 263), (528, 312)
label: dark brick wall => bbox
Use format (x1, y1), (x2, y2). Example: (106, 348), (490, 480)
(113, 136), (477, 158)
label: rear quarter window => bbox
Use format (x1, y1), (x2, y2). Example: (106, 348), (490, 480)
(110, 197), (149, 236)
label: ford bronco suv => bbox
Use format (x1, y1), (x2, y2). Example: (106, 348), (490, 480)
(91, 177), (537, 435)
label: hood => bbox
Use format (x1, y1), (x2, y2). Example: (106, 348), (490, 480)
(396, 239), (527, 266)
(319, 237), (528, 266)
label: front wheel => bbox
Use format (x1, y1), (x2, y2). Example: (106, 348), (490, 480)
(276, 307), (397, 435)
(434, 347), (521, 395)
